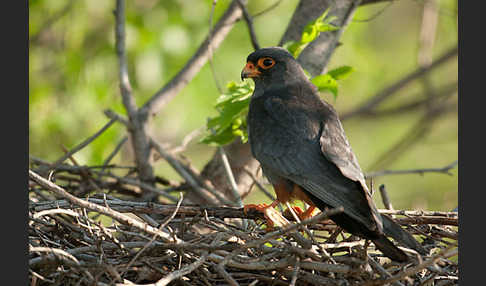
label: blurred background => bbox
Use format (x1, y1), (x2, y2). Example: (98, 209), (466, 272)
(29, 0), (457, 211)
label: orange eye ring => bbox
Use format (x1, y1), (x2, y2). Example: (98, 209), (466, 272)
(257, 57), (275, 69)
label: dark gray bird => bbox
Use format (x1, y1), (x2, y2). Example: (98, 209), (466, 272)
(241, 47), (426, 262)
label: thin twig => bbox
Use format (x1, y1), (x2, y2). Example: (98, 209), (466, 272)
(366, 161), (458, 178)
(29, 170), (181, 243)
(121, 194), (184, 277)
(102, 136), (128, 169)
(341, 46), (458, 121)
(363, 247), (457, 286)
(378, 184), (394, 210)
(218, 148), (243, 208)
(45, 119), (116, 172)
(150, 138), (234, 205)
(141, 0), (244, 117)
(236, 0), (260, 50)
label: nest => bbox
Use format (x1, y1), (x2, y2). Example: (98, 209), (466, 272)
(29, 159), (458, 286)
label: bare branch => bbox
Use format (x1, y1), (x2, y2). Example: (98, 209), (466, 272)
(236, 0), (260, 50)
(341, 46), (458, 120)
(141, 0), (244, 117)
(114, 0), (154, 184)
(114, 0), (137, 118)
(38, 118), (116, 175)
(29, 169), (180, 243)
(366, 160), (458, 178)
(378, 184), (394, 210)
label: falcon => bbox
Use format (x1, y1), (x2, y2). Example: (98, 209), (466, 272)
(241, 47), (426, 262)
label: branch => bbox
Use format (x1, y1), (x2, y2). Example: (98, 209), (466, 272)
(29, 170), (180, 243)
(114, 0), (154, 184)
(365, 160), (458, 178)
(141, 0), (244, 117)
(114, 0), (137, 118)
(363, 247), (457, 286)
(341, 46), (458, 120)
(280, 0), (361, 76)
(44, 118), (116, 172)
(236, 0), (260, 50)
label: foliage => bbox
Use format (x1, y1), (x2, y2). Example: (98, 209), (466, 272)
(283, 8), (339, 58)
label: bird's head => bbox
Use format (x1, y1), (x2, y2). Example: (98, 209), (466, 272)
(241, 47), (307, 87)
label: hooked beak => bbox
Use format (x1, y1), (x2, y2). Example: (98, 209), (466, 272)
(241, 61), (260, 80)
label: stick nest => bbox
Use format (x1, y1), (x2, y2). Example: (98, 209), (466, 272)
(29, 160), (458, 286)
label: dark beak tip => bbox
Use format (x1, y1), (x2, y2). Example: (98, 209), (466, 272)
(241, 71), (248, 81)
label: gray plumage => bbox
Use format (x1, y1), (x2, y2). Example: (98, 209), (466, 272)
(243, 47), (426, 262)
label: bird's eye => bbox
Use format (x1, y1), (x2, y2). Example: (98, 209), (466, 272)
(257, 57), (275, 69)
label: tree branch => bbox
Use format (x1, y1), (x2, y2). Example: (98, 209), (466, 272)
(366, 160), (458, 178)
(141, 0), (244, 117)
(114, 0), (154, 184)
(341, 46), (458, 120)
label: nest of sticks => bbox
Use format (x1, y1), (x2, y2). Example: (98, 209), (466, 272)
(29, 159), (458, 286)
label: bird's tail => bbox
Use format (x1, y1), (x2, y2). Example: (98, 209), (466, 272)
(381, 214), (428, 256)
(372, 235), (409, 262)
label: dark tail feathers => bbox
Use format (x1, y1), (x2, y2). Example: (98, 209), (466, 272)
(381, 214), (428, 256)
(372, 235), (409, 262)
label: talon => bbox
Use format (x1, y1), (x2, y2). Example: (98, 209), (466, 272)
(243, 201), (282, 230)
(243, 203), (271, 214)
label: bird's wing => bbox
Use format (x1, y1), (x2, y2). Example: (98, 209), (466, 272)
(258, 88), (381, 230)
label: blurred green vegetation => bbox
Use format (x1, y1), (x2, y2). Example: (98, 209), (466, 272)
(29, 0), (457, 211)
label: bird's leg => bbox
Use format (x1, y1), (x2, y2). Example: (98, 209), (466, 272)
(296, 205), (317, 220)
(283, 205), (318, 221)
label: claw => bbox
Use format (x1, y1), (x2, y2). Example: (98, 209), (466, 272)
(243, 201), (286, 231)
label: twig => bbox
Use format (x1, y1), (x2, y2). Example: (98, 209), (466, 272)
(243, 167), (278, 203)
(121, 194), (184, 277)
(29, 170), (181, 243)
(218, 148), (243, 207)
(150, 138), (233, 205)
(366, 160), (458, 178)
(252, 0), (283, 17)
(218, 207), (344, 269)
(140, 0), (243, 117)
(102, 136), (128, 169)
(114, 0), (136, 118)
(366, 254), (405, 286)
(378, 184), (394, 210)
(341, 46), (458, 120)
(289, 256), (301, 286)
(45, 118), (116, 172)
(236, 0), (260, 50)
(366, 102), (456, 171)
(114, 0), (154, 184)
(216, 264), (240, 286)
(363, 247), (457, 286)
(30, 245), (80, 266)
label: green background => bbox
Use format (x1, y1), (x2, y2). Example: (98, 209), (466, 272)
(29, 0), (458, 211)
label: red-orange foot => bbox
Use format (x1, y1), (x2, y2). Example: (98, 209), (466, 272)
(244, 201), (280, 230)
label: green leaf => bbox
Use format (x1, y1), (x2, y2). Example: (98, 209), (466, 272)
(283, 8), (339, 58)
(311, 74), (339, 99)
(327, 66), (355, 80)
(200, 126), (236, 146)
(201, 81), (253, 146)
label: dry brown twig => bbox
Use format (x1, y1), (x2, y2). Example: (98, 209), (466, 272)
(29, 161), (457, 285)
